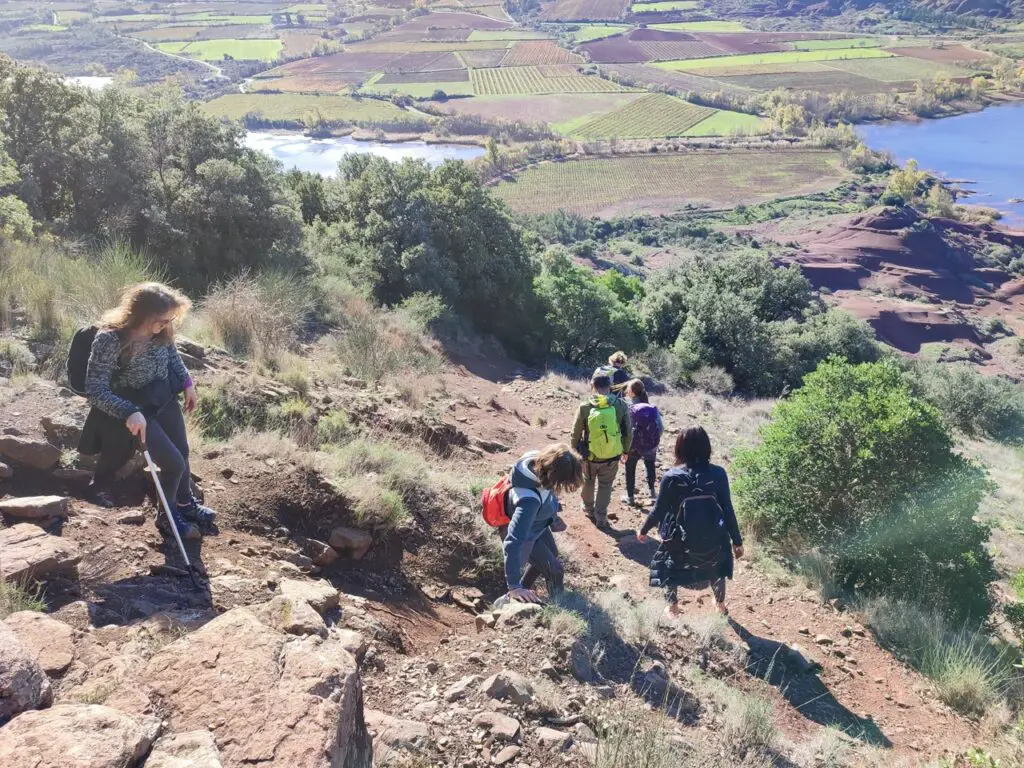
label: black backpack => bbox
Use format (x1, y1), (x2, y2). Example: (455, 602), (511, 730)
(663, 468), (729, 570)
(66, 325), (98, 396)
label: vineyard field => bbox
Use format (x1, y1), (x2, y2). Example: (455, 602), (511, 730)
(655, 47), (893, 71)
(573, 93), (714, 137)
(470, 66), (634, 94)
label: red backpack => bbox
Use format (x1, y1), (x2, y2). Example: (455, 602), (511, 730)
(481, 475), (513, 527)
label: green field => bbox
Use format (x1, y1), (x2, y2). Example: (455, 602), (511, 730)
(491, 149), (844, 216)
(631, 0), (700, 10)
(572, 93), (713, 138)
(470, 66), (633, 95)
(655, 47), (893, 71)
(684, 109), (766, 136)
(790, 37), (886, 50)
(202, 93), (420, 123)
(824, 57), (970, 81)
(283, 3), (329, 11)
(156, 39), (284, 61)
(468, 29), (548, 40)
(569, 24), (631, 43)
(651, 21), (748, 32)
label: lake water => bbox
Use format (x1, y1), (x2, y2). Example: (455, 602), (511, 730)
(65, 76), (114, 90)
(243, 130), (486, 174)
(859, 103), (1024, 227)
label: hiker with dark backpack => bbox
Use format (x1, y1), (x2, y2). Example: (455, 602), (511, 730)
(481, 443), (583, 604)
(571, 371), (632, 530)
(621, 379), (663, 508)
(73, 283), (215, 541)
(636, 426), (743, 619)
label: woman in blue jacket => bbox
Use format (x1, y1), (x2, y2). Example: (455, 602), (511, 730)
(637, 427), (743, 618)
(501, 443), (583, 604)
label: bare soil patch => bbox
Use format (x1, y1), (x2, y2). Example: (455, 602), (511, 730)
(580, 35), (649, 63)
(538, 0), (630, 21)
(401, 11), (512, 29)
(635, 40), (728, 60)
(379, 68), (470, 83)
(457, 48), (510, 67)
(428, 91), (644, 121)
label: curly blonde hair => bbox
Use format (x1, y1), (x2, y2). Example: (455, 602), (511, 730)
(534, 443), (584, 494)
(609, 351), (628, 367)
(101, 282), (191, 345)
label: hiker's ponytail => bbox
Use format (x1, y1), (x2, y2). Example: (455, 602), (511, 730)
(626, 379), (648, 403)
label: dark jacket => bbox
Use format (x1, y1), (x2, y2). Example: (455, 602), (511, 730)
(640, 463), (742, 588)
(570, 393), (632, 461)
(502, 452), (561, 590)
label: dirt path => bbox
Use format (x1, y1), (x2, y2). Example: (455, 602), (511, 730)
(126, 36), (226, 80)
(426, 365), (979, 763)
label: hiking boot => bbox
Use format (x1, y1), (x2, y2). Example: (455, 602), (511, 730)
(177, 497), (216, 526)
(157, 506), (201, 541)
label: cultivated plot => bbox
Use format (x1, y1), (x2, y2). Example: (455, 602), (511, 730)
(491, 149), (845, 216)
(572, 93), (714, 137)
(654, 47), (893, 71)
(501, 40), (583, 65)
(202, 93), (421, 123)
(156, 39), (284, 61)
(824, 56), (971, 81)
(538, 0), (631, 21)
(470, 65), (634, 94)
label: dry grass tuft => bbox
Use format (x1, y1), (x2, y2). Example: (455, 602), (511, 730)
(0, 579), (46, 619)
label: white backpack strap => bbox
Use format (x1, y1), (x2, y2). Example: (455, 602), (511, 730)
(509, 487), (543, 507)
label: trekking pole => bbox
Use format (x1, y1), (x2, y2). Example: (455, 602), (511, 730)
(139, 439), (203, 589)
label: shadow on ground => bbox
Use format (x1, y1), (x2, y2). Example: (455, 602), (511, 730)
(729, 618), (892, 747)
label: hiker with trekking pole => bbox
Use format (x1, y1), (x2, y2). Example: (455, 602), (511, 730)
(73, 283), (216, 555)
(481, 443), (583, 605)
(571, 370), (632, 531)
(636, 426), (743, 619)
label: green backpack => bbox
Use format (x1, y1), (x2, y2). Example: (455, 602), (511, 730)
(587, 396), (623, 460)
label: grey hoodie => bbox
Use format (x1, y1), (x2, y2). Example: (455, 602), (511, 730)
(503, 451), (560, 590)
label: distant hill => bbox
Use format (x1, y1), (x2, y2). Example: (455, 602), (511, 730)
(724, 0), (1024, 19)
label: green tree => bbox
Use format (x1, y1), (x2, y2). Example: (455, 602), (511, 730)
(534, 247), (644, 366)
(734, 358), (994, 620)
(886, 159), (928, 203)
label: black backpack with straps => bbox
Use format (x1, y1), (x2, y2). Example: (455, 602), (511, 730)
(663, 467), (729, 570)
(66, 325), (98, 396)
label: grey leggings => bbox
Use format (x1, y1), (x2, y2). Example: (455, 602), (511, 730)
(146, 402), (193, 507)
(666, 578), (725, 605)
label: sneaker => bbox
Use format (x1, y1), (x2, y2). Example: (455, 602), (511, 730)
(157, 506), (201, 541)
(620, 494), (636, 507)
(177, 497), (216, 526)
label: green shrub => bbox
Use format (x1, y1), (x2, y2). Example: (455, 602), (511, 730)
(734, 358), (994, 620)
(316, 410), (353, 446)
(535, 247), (644, 367)
(194, 377), (272, 439)
(0, 339), (35, 376)
(690, 365), (734, 396)
(908, 362), (1024, 444)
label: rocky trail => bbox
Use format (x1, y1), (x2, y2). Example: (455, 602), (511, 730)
(0, 346), (984, 767)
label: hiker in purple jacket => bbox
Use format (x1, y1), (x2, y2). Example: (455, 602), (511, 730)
(621, 379), (664, 507)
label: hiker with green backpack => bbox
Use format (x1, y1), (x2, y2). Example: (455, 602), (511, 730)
(481, 443), (584, 604)
(636, 426), (743, 619)
(571, 371), (633, 530)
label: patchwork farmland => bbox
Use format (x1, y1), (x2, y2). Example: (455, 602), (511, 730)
(470, 65), (635, 94)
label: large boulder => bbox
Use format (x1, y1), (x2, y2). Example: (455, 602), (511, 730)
(0, 523), (81, 583)
(0, 704), (160, 768)
(0, 436), (61, 470)
(41, 414), (83, 450)
(138, 608), (371, 768)
(255, 595), (328, 638)
(481, 671), (534, 706)
(365, 710), (429, 766)
(146, 730), (223, 768)
(2, 611), (76, 675)
(0, 495), (69, 521)
(328, 527), (373, 560)
(0, 624), (52, 722)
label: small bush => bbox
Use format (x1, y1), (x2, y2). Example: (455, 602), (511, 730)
(268, 396), (317, 446)
(334, 291), (441, 383)
(197, 272), (312, 361)
(541, 595), (589, 638)
(723, 692), (776, 759)
(0, 579), (46, 619)
(592, 699), (691, 768)
(908, 362), (1024, 444)
(594, 591), (663, 646)
(0, 339), (35, 377)
(316, 410), (353, 446)
(860, 596), (1014, 716)
(690, 365), (734, 396)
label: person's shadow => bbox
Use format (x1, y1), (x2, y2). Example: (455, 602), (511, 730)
(729, 618), (892, 747)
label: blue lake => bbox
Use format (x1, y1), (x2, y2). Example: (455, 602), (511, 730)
(859, 103), (1024, 227)
(244, 130), (485, 174)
